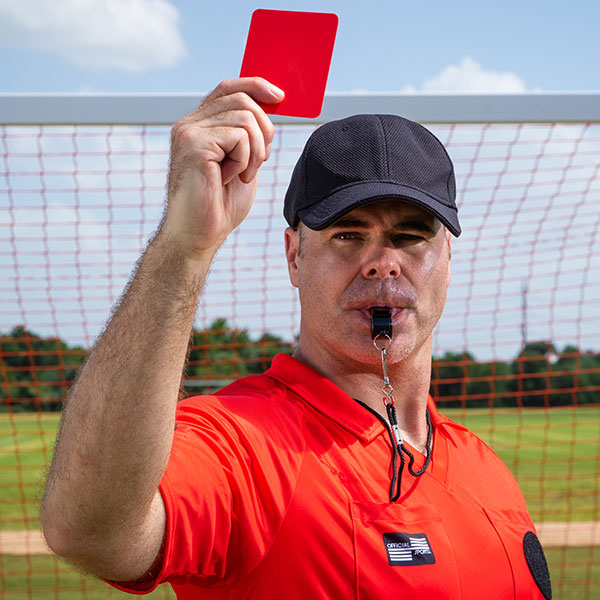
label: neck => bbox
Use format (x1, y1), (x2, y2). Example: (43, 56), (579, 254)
(293, 334), (432, 451)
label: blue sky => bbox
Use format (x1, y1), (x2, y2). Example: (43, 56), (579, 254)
(2, 1), (599, 360)
(2, 0), (600, 94)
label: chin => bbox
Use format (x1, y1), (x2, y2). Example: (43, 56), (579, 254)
(335, 329), (417, 366)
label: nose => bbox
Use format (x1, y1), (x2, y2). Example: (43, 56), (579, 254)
(361, 243), (401, 279)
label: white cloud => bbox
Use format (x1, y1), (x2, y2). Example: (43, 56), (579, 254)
(405, 57), (528, 93)
(0, 0), (186, 72)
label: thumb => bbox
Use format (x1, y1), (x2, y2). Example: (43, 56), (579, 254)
(241, 78), (285, 105)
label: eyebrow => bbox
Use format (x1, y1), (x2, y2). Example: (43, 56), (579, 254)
(329, 216), (438, 234)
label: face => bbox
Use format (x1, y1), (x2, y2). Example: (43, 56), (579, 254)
(285, 201), (452, 367)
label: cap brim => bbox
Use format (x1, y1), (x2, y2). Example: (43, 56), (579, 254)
(297, 181), (461, 237)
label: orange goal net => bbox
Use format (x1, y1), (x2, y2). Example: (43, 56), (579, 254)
(1, 94), (599, 599)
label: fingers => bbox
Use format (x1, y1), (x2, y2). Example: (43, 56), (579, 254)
(203, 113), (256, 185)
(220, 128), (251, 186)
(184, 78), (284, 182)
(201, 79), (282, 154)
(198, 96), (274, 171)
(170, 78), (284, 189)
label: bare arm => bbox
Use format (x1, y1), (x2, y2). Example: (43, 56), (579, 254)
(40, 78), (284, 582)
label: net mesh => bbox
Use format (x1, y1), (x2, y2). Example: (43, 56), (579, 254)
(1, 119), (599, 599)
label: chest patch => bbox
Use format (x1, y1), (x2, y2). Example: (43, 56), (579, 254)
(383, 532), (436, 566)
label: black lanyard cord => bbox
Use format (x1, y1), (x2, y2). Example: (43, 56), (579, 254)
(353, 398), (433, 503)
(389, 436), (405, 503)
(385, 403), (433, 501)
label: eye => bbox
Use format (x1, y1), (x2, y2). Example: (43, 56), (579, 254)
(393, 233), (424, 244)
(333, 232), (363, 241)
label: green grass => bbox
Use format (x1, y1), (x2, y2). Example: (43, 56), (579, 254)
(1, 407), (599, 529)
(1, 554), (175, 599)
(0, 409), (598, 598)
(0, 413), (57, 531)
(1, 550), (598, 600)
(444, 405), (600, 522)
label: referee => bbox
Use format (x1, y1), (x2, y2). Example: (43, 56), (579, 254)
(41, 77), (552, 599)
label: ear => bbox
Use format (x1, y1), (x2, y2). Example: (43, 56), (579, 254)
(284, 227), (300, 288)
(445, 229), (452, 283)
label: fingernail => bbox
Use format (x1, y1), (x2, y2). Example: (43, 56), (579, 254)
(269, 85), (284, 99)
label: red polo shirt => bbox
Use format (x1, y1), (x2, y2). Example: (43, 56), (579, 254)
(111, 353), (549, 599)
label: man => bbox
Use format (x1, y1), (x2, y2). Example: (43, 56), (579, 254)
(41, 77), (552, 599)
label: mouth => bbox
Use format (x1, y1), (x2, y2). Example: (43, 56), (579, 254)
(353, 305), (410, 326)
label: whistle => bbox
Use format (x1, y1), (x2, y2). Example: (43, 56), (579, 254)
(370, 308), (393, 340)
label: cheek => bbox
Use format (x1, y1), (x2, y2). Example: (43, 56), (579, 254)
(414, 248), (450, 305)
(297, 259), (324, 307)
(297, 255), (347, 314)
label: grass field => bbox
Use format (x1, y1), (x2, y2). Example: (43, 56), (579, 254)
(0, 413), (56, 532)
(1, 549), (598, 600)
(1, 406), (598, 530)
(444, 405), (600, 523)
(1, 554), (176, 599)
(0, 407), (599, 599)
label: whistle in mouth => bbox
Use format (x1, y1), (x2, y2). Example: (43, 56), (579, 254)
(370, 308), (393, 340)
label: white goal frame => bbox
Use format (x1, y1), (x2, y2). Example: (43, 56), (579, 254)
(1, 91), (600, 125)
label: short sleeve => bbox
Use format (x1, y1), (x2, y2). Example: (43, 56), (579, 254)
(110, 391), (306, 593)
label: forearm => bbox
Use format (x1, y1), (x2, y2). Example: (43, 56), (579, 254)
(42, 231), (211, 550)
(40, 77), (280, 580)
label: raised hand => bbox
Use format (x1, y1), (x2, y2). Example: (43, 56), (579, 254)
(160, 77), (284, 261)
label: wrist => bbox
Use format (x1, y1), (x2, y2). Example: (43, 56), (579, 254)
(150, 229), (219, 273)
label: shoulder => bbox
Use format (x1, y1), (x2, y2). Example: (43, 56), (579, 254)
(437, 412), (507, 468)
(174, 372), (306, 446)
(435, 411), (528, 505)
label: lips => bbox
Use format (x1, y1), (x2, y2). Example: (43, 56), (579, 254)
(354, 306), (409, 327)
(357, 306), (404, 317)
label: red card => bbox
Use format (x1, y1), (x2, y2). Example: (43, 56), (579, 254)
(240, 9), (338, 118)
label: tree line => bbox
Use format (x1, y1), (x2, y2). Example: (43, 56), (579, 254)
(1, 322), (598, 412)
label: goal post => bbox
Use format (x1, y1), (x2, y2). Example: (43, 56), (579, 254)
(1, 92), (599, 599)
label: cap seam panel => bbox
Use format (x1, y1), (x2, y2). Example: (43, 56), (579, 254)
(302, 132), (317, 222)
(375, 115), (390, 179)
(432, 134), (456, 199)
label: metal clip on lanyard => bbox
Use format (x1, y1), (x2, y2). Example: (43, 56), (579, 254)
(371, 308), (403, 447)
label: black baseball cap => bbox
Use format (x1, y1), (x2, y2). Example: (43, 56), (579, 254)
(283, 114), (461, 236)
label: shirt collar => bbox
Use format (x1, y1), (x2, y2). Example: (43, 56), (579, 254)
(265, 353), (448, 443)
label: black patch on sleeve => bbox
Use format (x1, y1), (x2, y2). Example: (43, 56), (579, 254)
(523, 531), (552, 599)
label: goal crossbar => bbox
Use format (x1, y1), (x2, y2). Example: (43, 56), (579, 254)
(1, 92), (600, 125)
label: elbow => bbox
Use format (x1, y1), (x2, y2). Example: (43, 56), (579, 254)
(40, 501), (74, 559)
(40, 496), (93, 562)
(39, 498), (151, 582)
(40, 504), (112, 576)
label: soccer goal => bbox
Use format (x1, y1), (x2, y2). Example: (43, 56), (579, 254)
(1, 91), (599, 599)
